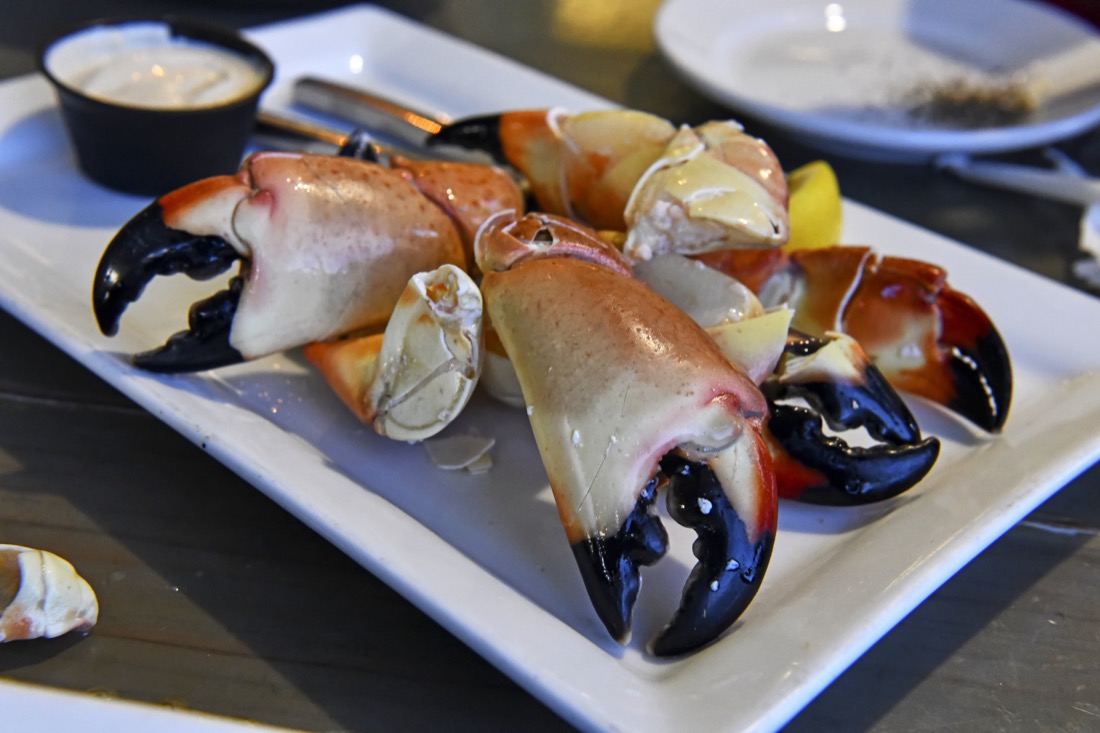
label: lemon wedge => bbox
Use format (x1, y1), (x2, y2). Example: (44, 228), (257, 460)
(785, 160), (843, 250)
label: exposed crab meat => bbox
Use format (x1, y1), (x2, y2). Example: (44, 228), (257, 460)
(1, 545), (98, 643)
(623, 121), (789, 260)
(631, 253), (791, 384)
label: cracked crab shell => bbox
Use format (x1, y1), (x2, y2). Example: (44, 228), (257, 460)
(304, 264), (483, 442)
(555, 109), (678, 231)
(623, 122), (789, 260)
(0, 544), (98, 642)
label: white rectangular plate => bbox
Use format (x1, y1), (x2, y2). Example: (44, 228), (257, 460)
(0, 679), (297, 733)
(1, 6), (1098, 733)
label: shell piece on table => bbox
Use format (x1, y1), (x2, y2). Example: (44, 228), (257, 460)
(0, 544), (98, 642)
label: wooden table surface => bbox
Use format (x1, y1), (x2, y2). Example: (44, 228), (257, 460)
(1, 1), (1098, 731)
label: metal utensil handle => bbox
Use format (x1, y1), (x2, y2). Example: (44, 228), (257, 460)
(293, 76), (446, 149)
(937, 153), (1100, 208)
(255, 110), (349, 148)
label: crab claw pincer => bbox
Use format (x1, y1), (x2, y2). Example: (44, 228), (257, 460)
(93, 179), (250, 371)
(764, 332), (941, 504)
(476, 212), (777, 656)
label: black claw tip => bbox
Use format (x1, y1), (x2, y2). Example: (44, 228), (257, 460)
(427, 114), (507, 163)
(767, 404), (941, 505)
(776, 334), (922, 445)
(945, 329), (1012, 433)
(131, 278), (245, 373)
(571, 479), (668, 643)
(649, 455), (774, 657)
(337, 129), (383, 161)
(94, 202), (241, 337)
(937, 289), (1013, 433)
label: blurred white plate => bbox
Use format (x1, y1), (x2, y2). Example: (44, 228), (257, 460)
(655, 0), (1100, 160)
(1, 5), (1099, 733)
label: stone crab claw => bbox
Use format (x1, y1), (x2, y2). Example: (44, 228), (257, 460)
(476, 212), (777, 656)
(695, 244), (1012, 433)
(696, 246), (1013, 432)
(634, 254), (940, 505)
(92, 151), (521, 372)
(429, 108), (789, 252)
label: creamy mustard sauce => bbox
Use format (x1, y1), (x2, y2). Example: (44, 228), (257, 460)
(46, 23), (267, 110)
(70, 43), (264, 108)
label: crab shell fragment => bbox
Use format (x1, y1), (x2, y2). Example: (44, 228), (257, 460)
(304, 263), (483, 442)
(0, 544), (98, 642)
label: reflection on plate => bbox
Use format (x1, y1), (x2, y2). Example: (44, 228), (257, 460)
(1, 4), (1100, 733)
(655, 0), (1100, 161)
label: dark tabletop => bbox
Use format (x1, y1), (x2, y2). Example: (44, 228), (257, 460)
(1, 1), (1098, 731)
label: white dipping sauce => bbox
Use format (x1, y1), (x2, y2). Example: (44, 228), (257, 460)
(72, 45), (263, 108)
(45, 22), (266, 109)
